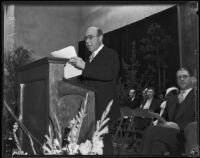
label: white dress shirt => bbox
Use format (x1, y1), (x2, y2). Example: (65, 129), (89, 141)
(159, 100), (167, 116)
(180, 88), (192, 100)
(89, 44), (104, 62)
(143, 98), (153, 109)
(131, 97), (135, 102)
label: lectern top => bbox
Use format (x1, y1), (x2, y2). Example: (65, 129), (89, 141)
(17, 57), (68, 72)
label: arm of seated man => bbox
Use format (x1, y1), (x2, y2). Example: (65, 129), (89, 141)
(161, 121), (180, 130)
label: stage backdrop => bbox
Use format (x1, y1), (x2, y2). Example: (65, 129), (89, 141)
(78, 6), (179, 99)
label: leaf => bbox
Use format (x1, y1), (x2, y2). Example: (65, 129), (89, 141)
(42, 145), (52, 154)
(99, 118), (110, 130)
(75, 115), (80, 123)
(78, 111), (83, 118)
(100, 100), (113, 123)
(48, 126), (52, 141)
(67, 93), (89, 145)
(97, 126), (109, 138)
(81, 108), (84, 114)
(52, 113), (62, 145)
(96, 121), (100, 131)
(92, 100), (113, 142)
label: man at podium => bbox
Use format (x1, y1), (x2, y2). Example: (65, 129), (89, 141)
(69, 26), (120, 155)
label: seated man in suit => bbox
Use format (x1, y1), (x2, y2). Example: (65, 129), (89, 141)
(141, 67), (196, 155)
(129, 89), (136, 104)
(124, 89), (141, 110)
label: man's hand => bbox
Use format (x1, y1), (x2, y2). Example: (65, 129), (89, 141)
(68, 57), (86, 70)
(153, 120), (158, 126)
(162, 121), (180, 130)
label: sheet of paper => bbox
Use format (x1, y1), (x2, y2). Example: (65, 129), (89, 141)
(51, 46), (77, 59)
(64, 63), (83, 79)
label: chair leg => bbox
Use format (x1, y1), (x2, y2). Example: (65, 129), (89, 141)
(112, 116), (124, 154)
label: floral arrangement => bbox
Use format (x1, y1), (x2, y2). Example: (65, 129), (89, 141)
(10, 93), (113, 156)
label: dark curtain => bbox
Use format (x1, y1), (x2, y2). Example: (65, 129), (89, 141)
(78, 6), (179, 96)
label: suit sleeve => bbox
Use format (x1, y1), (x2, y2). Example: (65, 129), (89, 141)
(178, 108), (196, 130)
(82, 51), (120, 81)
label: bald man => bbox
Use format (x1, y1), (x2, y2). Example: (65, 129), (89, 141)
(69, 26), (120, 155)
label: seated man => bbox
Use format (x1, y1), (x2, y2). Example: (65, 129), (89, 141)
(124, 89), (141, 110)
(141, 67), (196, 155)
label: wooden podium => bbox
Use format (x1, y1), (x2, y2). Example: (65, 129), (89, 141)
(17, 57), (95, 154)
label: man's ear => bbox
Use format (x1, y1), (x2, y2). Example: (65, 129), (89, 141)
(99, 35), (103, 42)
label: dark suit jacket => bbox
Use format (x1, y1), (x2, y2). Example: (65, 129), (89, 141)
(80, 45), (120, 122)
(124, 96), (141, 109)
(141, 98), (161, 114)
(163, 89), (195, 130)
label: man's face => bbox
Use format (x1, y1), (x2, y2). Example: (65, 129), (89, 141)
(84, 27), (102, 52)
(176, 69), (192, 90)
(129, 90), (135, 98)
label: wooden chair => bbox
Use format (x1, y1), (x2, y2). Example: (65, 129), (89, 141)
(112, 107), (134, 154)
(112, 107), (157, 154)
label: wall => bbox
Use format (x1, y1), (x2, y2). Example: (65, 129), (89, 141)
(78, 4), (174, 40)
(14, 5), (80, 60)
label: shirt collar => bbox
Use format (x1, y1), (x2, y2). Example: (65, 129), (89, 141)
(131, 97), (135, 101)
(181, 88), (193, 97)
(92, 44), (104, 58)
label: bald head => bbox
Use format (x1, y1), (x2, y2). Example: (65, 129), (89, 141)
(86, 26), (103, 36)
(84, 26), (103, 52)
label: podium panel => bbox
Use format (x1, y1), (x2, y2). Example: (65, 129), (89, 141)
(17, 57), (95, 154)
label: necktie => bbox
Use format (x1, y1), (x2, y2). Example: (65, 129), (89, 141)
(178, 90), (185, 103)
(89, 53), (95, 63)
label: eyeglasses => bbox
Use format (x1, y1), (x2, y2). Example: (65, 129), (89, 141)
(83, 35), (98, 41)
(177, 75), (190, 80)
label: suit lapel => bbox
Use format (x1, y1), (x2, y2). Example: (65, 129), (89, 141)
(149, 99), (154, 110)
(168, 95), (178, 121)
(141, 100), (146, 108)
(89, 46), (106, 63)
(175, 90), (194, 120)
